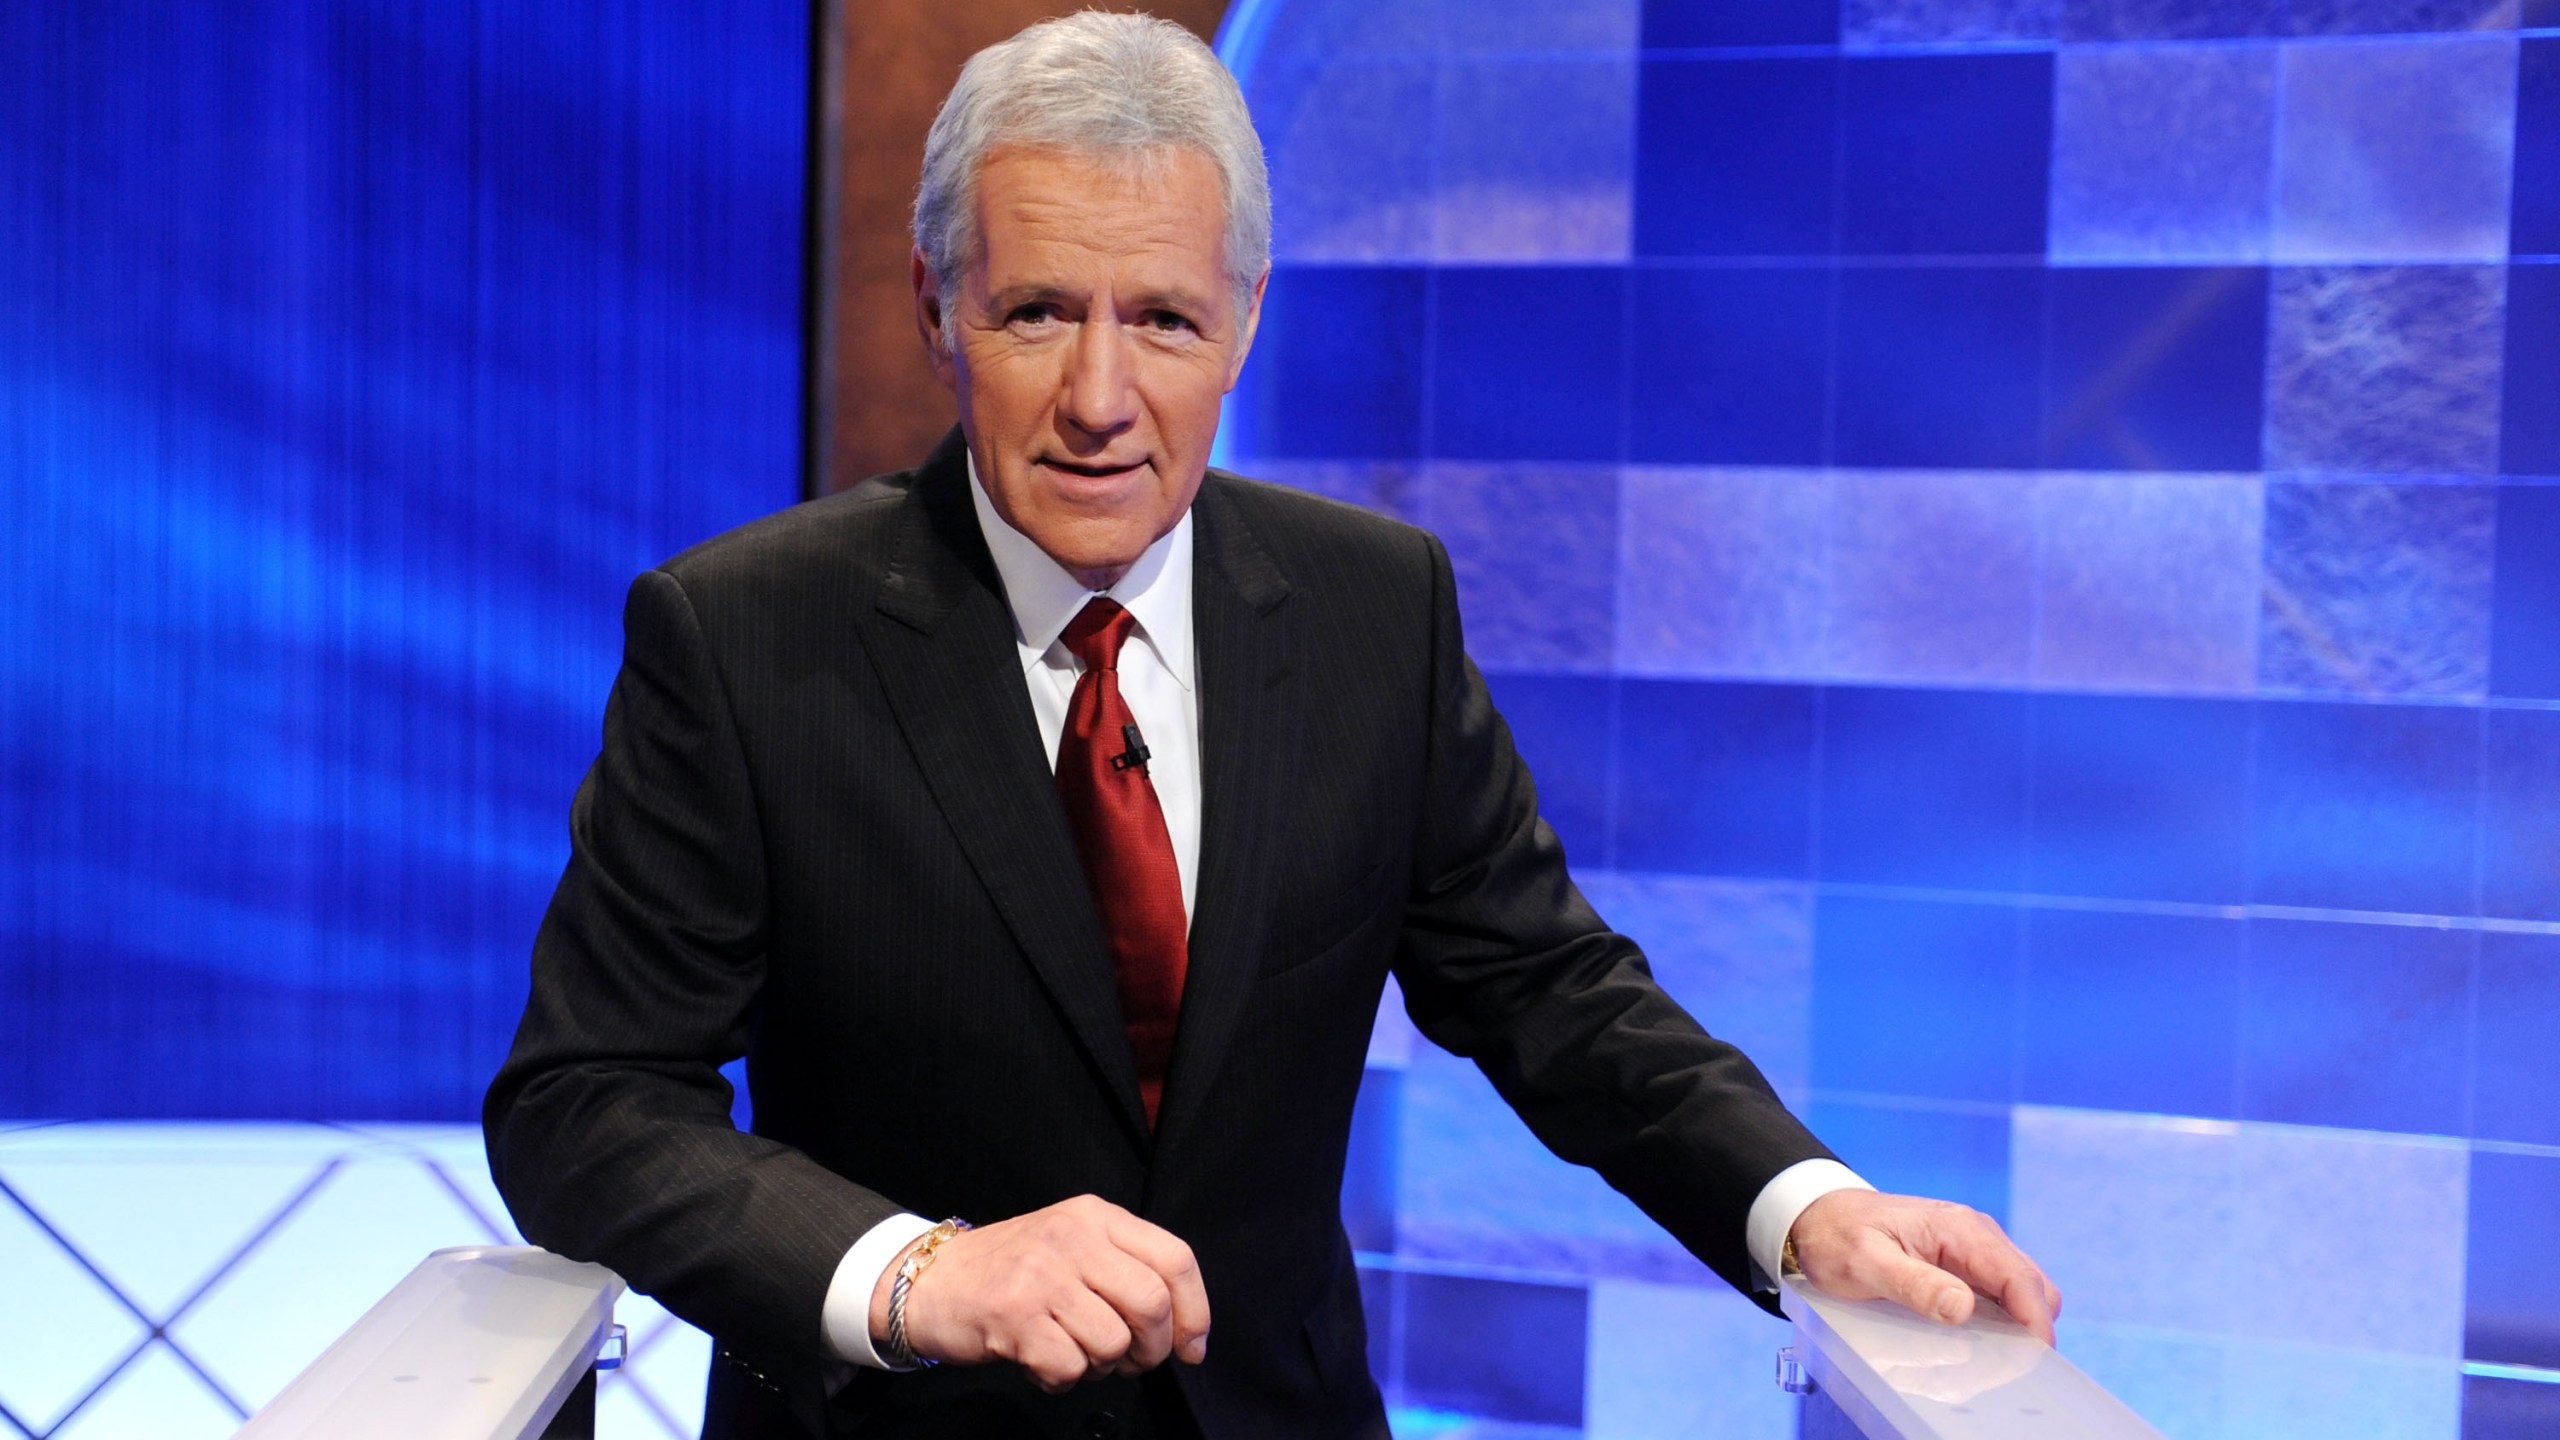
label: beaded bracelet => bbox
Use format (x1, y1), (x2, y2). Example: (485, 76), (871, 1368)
(883, 1217), (971, 1371)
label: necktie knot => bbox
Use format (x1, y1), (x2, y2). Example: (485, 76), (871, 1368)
(1061, 597), (1137, 672)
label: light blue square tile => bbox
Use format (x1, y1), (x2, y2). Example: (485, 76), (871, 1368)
(1844, 0), (2064, 46)
(2050, 44), (2277, 263)
(0, 1184), (151, 1431)
(2056, 1321), (2232, 1440)
(171, 1153), (500, 1409)
(1251, 459), (1427, 525)
(2018, 1108), (2467, 1400)
(1396, 1044), (1708, 1282)
(2033, 471), (2265, 692)
(2273, 36), (2520, 262)
(1578, 872), (1813, 1107)
(1615, 467), (1826, 680)
(1428, 463), (1620, 672)
(1584, 1279), (1796, 1440)
(1250, 60), (1438, 262)
(2061, 0), (2285, 39)
(2259, 480), (2495, 697)
(48, 1343), (238, 1440)
(2265, 265), (2508, 476)
(1822, 470), (2040, 685)
(2217, 1339), (2461, 1440)
(0, 1146), (342, 1318)
(2009, 1107), (2241, 1333)
(2226, 1122), (2468, 1356)
(1435, 57), (1635, 262)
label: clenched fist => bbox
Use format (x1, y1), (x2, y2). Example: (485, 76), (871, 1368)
(871, 1194), (1211, 1393)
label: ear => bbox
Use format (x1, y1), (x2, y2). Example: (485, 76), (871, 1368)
(1223, 267), (1270, 392)
(912, 248), (959, 390)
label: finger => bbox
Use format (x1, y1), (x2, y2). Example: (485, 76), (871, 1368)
(1928, 1215), (2059, 1347)
(1078, 1245), (1178, 1369)
(1048, 1285), (1139, 1374)
(1104, 1213), (1211, 1362)
(1006, 1316), (1100, 1395)
(2000, 1273), (2058, 1348)
(1850, 1236), (1977, 1328)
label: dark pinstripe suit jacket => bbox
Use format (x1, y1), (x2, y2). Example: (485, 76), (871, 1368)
(484, 432), (1831, 1438)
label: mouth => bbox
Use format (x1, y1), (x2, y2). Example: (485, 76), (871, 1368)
(1038, 456), (1148, 481)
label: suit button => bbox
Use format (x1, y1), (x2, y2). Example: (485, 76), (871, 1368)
(1085, 1410), (1123, 1438)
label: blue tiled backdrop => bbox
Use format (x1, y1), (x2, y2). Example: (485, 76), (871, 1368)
(1230, 2), (2559, 1436)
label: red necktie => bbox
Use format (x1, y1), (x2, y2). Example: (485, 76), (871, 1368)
(1056, 598), (1188, 1126)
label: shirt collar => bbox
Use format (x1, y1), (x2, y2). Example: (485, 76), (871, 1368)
(966, 454), (1195, 691)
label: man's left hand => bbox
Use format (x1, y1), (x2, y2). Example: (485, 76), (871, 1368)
(1786, 1190), (2061, 1347)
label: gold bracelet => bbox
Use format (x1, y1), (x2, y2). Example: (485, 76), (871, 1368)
(1781, 1232), (1802, 1277)
(884, 1218), (971, 1371)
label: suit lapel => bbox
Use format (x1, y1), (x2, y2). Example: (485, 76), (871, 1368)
(864, 437), (1150, 1145)
(1155, 475), (1300, 1149)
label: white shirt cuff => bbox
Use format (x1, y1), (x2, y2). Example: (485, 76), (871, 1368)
(821, 1212), (940, 1368)
(1745, 1158), (1874, 1291)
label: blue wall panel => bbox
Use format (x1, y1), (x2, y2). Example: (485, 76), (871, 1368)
(1817, 687), (2033, 890)
(2043, 266), (2269, 471)
(2049, 43), (2276, 263)
(2489, 486), (2560, 698)
(1427, 267), (1628, 462)
(1625, 267), (1833, 465)
(1228, 265), (1429, 458)
(1831, 265), (2046, 468)
(2026, 692), (2254, 903)
(1613, 681), (1817, 878)
(1811, 894), (2022, 1104)
(2259, 479), (2496, 697)
(2474, 932), (2560, 1146)
(2515, 38), (2560, 255)
(2501, 264), (2560, 477)
(2248, 699), (2482, 914)
(2239, 917), (2474, 1134)
(1635, 57), (1841, 258)
(2466, 1149), (2560, 1371)
(2022, 909), (2244, 1117)
(2482, 708), (2560, 922)
(1839, 53), (2054, 256)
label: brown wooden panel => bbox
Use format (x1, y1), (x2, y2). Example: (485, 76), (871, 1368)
(812, 2), (1232, 495)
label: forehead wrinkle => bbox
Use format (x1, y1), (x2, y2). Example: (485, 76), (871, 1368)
(968, 148), (1231, 304)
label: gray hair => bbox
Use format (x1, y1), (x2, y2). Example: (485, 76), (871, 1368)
(913, 11), (1272, 334)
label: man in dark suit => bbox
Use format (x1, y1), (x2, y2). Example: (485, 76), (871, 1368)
(485, 14), (2058, 1439)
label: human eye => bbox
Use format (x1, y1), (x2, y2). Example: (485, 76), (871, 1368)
(1005, 301), (1065, 334)
(1137, 308), (1200, 340)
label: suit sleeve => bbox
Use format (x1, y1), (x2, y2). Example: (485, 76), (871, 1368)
(1389, 534), (1835, 1305)
(484, 567), (899, 1373)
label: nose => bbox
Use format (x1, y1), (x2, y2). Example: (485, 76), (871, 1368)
(1059, 313), (1140, 442)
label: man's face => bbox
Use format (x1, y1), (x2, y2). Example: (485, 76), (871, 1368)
(915, 145), (1264, 588)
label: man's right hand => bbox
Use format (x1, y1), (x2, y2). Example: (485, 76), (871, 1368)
(870, 1194), (1211, 1393)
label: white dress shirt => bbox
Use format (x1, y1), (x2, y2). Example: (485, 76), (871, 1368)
(819, 467), (1863, 1367)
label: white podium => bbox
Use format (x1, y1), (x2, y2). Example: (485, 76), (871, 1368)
(1780, 1277), (2164, 1439)
(234, 1246), (625, 1440)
